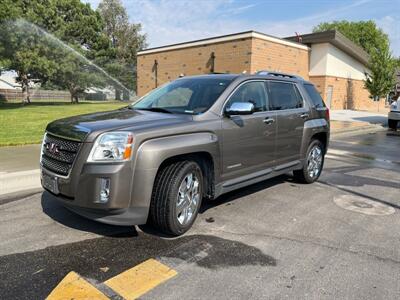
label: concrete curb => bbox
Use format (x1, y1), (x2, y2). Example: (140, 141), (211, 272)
(0, 169), (41, 201)
(331, 124), (386, 137)
(0, 188), (43, 205)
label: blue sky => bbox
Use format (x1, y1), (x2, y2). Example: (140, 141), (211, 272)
(84, 0), (400, 56)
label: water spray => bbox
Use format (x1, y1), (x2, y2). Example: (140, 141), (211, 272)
(7, 19), (135, 99)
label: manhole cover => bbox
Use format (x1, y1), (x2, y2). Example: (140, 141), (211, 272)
(334, 195), (395, 216)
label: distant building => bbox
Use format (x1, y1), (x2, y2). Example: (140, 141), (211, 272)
(0, 71), (41, 90)
(0, 72), (21, 90)
(137, 30), (387, 112)
(84, 87), (115, 101)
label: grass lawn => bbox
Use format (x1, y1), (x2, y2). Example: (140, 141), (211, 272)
(0, 101), (127, 146)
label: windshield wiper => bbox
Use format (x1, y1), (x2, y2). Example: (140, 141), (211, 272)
(132, 107), (173, 114)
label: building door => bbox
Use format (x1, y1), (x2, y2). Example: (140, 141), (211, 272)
(326, 85), (333, 109)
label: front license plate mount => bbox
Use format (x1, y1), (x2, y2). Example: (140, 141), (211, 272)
(42, 172), (59, 194)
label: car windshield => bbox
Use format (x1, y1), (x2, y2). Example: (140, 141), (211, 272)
(131, 77), (233, 114)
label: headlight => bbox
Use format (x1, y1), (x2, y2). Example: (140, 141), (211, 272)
(88, 132), (134, 162)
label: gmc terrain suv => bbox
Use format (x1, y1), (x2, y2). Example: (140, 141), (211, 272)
(40, 72), (330, 235)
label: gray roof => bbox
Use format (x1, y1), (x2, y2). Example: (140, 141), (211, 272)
(138, 30), (308, 55)
(285, 30), (369, 65)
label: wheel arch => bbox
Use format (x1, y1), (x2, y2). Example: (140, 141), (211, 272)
(157, 152), (216, 200)
(301, 119), (329, 159)
(311, 132), (328, 152)
(128, 133), (220, 223)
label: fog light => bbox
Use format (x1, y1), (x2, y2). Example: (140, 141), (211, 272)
(97, 178), (110, 203)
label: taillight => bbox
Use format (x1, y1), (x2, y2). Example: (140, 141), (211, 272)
(325, 108), (330, 121)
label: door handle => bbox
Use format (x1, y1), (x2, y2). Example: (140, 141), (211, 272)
(300, 113), (309, 119)
(263, 117), (275, 125)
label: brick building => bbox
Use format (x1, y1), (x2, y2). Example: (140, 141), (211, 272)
(137, 30), (388, 112)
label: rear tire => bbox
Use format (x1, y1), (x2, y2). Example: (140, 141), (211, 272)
(388, 119), (398, 130)
(293, 139), (325, 184)
(149, 160), (203, 236)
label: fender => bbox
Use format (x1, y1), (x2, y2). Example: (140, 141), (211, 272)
(300, 118), (329, 159)
(128, 132), (221, 222)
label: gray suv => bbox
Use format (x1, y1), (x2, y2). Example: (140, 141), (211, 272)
(40, 72), (330, 235)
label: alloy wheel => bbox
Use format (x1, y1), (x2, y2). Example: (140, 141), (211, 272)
(307, 145), (323, 178)
(176, 172), (200, 225)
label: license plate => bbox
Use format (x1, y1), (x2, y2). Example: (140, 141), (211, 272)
(42, 172), (59, 194)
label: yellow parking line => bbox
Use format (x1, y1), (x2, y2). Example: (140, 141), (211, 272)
(105, 258), (178, 300)
(46, 271), (108, 300)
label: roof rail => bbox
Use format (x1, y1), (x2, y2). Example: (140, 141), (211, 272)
(256, 70), (303, 80)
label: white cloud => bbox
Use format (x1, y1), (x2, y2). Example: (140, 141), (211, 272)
(83, 0), (400, 56)
(82, 0), (101, 8)
(122, 0), (376, 47)
(123, 0), (249, 47)
(376, 15), (400, 56)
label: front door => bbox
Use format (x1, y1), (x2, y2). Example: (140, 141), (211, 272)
(266, 80), (309, 165)
(222, 81), (276, 180)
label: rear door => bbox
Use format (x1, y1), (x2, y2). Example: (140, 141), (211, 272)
(222, 80), (276, 180)
(266, 80), (309, 165)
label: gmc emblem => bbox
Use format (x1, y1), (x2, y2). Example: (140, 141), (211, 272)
(46, 142), (60, 155)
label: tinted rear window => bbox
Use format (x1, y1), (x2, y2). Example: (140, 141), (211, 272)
(267, 81), (303, 110)
(304, 84), (326, 108)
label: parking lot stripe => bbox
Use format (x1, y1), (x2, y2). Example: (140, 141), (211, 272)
(104, 258), (177, 300)
(46, 271), (109, 300)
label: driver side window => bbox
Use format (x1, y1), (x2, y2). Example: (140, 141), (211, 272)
(226, 81), (268, 112)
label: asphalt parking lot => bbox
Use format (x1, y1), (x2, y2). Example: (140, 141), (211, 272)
(0, 130), (399, 300)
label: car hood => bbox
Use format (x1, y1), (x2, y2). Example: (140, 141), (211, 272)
(46, 107), (193, 142)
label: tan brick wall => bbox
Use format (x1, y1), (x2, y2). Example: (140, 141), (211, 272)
(136, 37), (309, 96)
(308, 76), (327, 102)
(309, 76), (388, 112)
(136, 36), (385, 113)
(137, 38), (253, 96)
(250, 38), (309, 79)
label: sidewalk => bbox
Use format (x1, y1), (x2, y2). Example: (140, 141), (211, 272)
(0, 145), (42, 200)
(330, 109), (387, 135)
(330, 109), (387, 125)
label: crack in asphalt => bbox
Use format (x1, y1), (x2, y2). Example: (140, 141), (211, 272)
(317, 180), (400, 210)
(203, 228), (400, 265)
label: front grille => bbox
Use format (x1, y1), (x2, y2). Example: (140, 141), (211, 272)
(41, 133), (81, 176)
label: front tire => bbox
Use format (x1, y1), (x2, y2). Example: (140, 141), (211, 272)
(388, 119), (398, 130)
(149, 160), (203, 236)
(293, 139), (325, 184)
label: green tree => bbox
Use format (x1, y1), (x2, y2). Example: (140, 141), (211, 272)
(98, 0), (146, 99)
(313, 20), (388, 54)
(395, 58), (400, 69)
(314, 20), (397, 101)
(0, 0), (113, 103)
(365, 42), (396, 100)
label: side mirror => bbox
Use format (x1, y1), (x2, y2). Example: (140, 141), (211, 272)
(225, 102), (255, 116)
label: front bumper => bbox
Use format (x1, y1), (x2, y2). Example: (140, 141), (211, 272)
(44, 191), (148, 225)
(40, 159), (149, 225)
(41, 162), (132, 208)
(388, 111), (400, 121)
